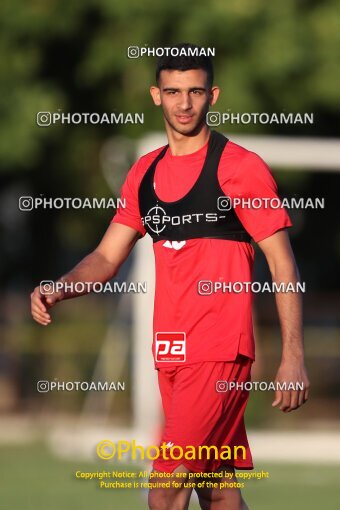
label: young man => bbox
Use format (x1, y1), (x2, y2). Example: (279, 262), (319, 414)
(31, 43), (310, 510)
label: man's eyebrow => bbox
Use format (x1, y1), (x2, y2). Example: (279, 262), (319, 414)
(162, 87), (207, 92)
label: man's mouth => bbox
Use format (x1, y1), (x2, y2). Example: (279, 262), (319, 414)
(175, 114), (194, 124)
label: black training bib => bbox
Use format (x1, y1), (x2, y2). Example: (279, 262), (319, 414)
(138, 130), (251, 243)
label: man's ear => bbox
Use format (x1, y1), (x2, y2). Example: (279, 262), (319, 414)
(150, 86), (161, 106)
(209, 86), (220, 106)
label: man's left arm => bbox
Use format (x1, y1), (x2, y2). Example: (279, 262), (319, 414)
(257, 229), (310, 412)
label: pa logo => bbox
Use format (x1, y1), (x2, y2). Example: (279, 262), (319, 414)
(155, 332), (186, 362)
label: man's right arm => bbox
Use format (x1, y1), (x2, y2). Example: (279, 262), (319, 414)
(30, 222), (141, 326)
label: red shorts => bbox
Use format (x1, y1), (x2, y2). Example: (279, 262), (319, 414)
(153, 354), (253, 473)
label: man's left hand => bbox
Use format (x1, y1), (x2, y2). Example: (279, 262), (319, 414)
(272, 360), (310, 412)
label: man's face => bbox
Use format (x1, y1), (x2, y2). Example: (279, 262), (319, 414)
(150, 69), (219, 136)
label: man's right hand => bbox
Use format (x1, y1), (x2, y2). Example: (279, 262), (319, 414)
(30, 223), (142, 326)
(30, 285), (64, 326)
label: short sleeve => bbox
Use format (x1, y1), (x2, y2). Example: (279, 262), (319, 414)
(111, 160), (146, 237)
(221, 151), (292, 243)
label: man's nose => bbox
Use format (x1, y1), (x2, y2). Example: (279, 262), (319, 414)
(178, 93), (192, 110)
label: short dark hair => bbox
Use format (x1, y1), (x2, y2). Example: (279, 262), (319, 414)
(155, 43), (214, 87)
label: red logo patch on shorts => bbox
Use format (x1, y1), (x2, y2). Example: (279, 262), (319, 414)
(155, 332), (186, 362)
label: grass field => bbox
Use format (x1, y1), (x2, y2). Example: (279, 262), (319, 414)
(0, 443), (339, 510)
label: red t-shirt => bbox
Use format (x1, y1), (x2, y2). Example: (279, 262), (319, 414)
(112, 138), (292, 368)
